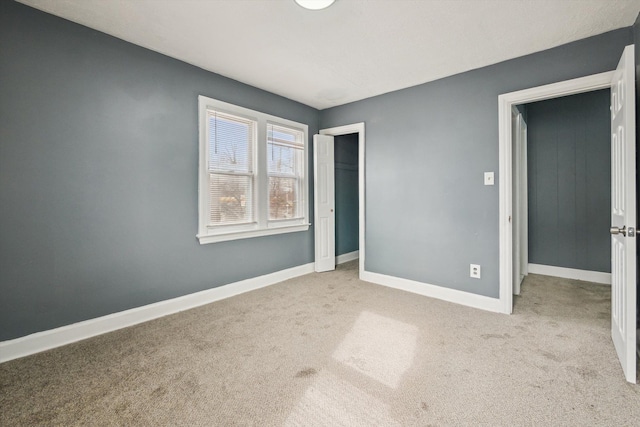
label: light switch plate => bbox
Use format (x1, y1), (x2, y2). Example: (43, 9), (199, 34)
(484, 172), (494, 186)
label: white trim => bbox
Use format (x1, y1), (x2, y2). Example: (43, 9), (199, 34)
(198, 223), (310, 244)
(0, 262), (315, 364)
(498, 71), (614, 314)
(361, 271), (503, 313)
(528, 263), (611, 285)
(336, 250), (359, 264)
(319, 123), (366, 278)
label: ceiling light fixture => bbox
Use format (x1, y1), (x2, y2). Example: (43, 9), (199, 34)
(294, 0), (336, 11)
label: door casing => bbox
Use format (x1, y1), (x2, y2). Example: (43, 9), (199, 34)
(316, 123), (366, 277)
(498, 71), (615, 314)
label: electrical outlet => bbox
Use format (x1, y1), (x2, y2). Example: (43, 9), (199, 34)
(470, 264), (481, 279)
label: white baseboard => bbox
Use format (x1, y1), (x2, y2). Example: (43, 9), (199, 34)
(336, 250), (359, 264)
(361, 271), (503, 313)
(0, 262), (315, 364)
(528, 263), (611, 285)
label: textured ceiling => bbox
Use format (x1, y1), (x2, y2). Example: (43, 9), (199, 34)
(17, 0), (640, 109)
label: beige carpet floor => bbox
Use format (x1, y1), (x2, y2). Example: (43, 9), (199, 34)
(1, 261), (639, 426)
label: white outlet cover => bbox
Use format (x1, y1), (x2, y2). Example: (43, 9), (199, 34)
(484, 172), (494, 185)
(470, 264), (481, 279)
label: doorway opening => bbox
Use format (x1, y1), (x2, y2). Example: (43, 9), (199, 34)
(499, 45), (637, 384)
(511, 89), (613, 302)
(314, 123), (365, 277)
(334, 133), (360, 265)
(498, 71), (615, 313)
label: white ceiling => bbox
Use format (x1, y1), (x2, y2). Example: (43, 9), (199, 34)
(17, 0), (640, 109)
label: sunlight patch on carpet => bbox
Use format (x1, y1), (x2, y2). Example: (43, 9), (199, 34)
(332, 311), (418, 388)
(284, 370), (400, 427)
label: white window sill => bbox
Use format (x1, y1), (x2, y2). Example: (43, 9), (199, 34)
(197, 223), (310, 244)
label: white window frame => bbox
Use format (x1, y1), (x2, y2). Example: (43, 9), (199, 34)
(207, 111), (257, 231)
(266, 122), (306, 225)
(197, 95), (310, 244)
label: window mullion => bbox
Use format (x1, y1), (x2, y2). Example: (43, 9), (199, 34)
(256, 118), (268, 229)
(267, 172), (296, 179)
(210, 170), (254, 177)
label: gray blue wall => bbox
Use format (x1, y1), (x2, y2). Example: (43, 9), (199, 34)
(1, 0), (635, 341)
(320, 29), (631, 298)
(526, 90), (611, 273)
(0, 1), (318, 341)
(334, 133), (359, 256)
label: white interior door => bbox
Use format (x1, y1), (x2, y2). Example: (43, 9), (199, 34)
(314, 134), (335, 272)
(519, 117), (528, 281)
(610, 44), (637, 384)
(512, 110), (527, 295)
(512, 109), (522, 295)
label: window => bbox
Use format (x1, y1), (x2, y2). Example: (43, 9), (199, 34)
(208, 112), (255, 226)
(267, 124), (305, 221)
(198, 96), (309, 244)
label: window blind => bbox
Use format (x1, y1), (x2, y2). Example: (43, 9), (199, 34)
(267, 124), (304, 220)
(208, 111), (255, 226)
